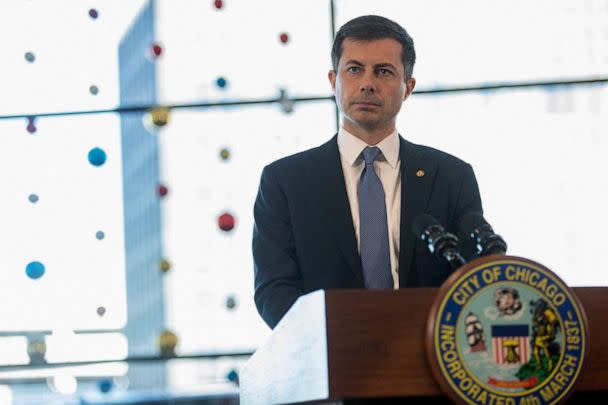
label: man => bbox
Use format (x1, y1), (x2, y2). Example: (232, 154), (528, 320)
(253, 15), (482, 329)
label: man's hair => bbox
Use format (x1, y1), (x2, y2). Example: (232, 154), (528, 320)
(331, 15), (416, 80)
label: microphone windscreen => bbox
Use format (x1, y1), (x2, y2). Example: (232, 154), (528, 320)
(412, 214), (441, 237)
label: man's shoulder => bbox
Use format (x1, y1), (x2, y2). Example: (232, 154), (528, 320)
(403, 138), (471, 170)
(265, 136), (336, 173)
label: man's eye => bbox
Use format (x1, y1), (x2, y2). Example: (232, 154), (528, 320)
(347, 66), (361, 73)
(378, 68), (393, 76)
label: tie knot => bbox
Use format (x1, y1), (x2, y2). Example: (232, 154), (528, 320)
(361, 147), (381, 166)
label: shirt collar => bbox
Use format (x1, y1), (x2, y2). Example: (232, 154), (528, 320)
(337, 126), (400, 169)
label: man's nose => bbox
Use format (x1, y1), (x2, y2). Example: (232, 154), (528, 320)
(360, 84), (375, 93)
(359, 71), (377, 93)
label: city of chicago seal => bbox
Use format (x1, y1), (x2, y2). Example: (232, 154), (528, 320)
(426, 256), (588, 405)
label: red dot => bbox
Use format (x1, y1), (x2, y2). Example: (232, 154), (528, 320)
(158, 184), (169, 197)
(279, 33), (289, 44)
(214, 0), (223, 10)
(26, 117), (37, 134)
(218, 213), (235, 232)
(151, 44), (163, 57)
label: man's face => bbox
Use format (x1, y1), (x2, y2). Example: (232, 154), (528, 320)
(328, 38), (416, 136)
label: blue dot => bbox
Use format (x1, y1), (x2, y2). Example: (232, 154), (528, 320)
(26, 261), (45, 279)
(96, 231), (105, 240)
(98, 379), (112, 393)
(28, 194), (39, 203)
(216, 77), (227, 89)
(227, 369), (239, 383)
(88, 147), (107, 166)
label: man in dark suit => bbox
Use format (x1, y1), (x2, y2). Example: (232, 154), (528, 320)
(253, 15), (482, 329)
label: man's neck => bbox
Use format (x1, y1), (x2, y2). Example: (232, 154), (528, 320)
(342, 123), (395, 146)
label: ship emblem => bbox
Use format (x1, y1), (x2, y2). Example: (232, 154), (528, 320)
(465, 312), (486, 352)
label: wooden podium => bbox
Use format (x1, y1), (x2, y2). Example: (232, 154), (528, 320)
(240, 288), (608, 404)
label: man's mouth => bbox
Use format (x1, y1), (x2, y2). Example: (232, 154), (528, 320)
(353, 101), (381, 108)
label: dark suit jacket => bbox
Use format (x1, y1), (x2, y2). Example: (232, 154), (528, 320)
(253, 134), (482, 328)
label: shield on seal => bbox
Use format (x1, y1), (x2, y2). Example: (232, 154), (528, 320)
(491, 324), (531, 365)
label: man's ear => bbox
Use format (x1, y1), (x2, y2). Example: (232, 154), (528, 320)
(328, 70), (337, 92)
(404, 77), (416, 100)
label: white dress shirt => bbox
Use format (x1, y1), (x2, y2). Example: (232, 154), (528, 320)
(337, 127), (402, 289)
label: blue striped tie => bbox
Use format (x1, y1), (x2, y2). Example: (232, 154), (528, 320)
(358, 147), (393, 289)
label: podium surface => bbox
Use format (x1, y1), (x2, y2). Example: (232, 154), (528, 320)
(241, 288), (608, 404)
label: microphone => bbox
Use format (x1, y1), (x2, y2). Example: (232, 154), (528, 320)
(412, 214), (465, 270)
(458, 212), (507, 256)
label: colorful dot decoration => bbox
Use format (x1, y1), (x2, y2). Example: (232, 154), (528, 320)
(26, 261), (45, 279)
(160, 259), (172, 273)
(88, 147), (107, 166)
(149, 107), (170, 127)
(159, 330), (178, 357)
(227, 369), (239, 385)
(219, 147), (231, 161)
(89, 85), (99, 95)
(150, 43), (163, 58)
(218, 212), (236, 232)
(225, 295), (237, 310)
(96, 306), (106, 316)
(27, 340), (47, 357)
(98, 379), (112, 393)
(96, 231), (105, 240)
(280, 98), (294, 114)
(24, 52), (36, 63)
(214, 0), (224, 10)
(89, 9), (99, 19)
(158, 184), (169, 198)
(216, 77), (227, 89)
(279, 32), (289, 44)
(279, 89), (294, 114)
(26, 116), (37, 134)
(28, 194), (39, 204)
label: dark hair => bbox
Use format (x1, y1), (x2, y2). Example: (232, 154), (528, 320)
(331, 15), (416, 80)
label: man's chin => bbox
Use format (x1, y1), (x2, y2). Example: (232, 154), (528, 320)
(352, 117), (381, 130)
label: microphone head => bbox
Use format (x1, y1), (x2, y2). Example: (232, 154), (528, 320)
(457, 212), (491, 237)
(458, 212), (507, 255)
(412, 214), (442, 238)
(413, 214), (466, 269)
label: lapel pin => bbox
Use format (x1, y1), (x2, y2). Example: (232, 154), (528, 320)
(416, 169), (425, 177)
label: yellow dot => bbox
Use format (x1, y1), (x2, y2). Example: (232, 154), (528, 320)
(159, 330), (178, 357)
(150, 107), (170, 127)
(160, 259), (171, 273)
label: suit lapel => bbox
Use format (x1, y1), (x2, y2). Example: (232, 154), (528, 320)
(398, 137), (437, 287)
(316, 135), (364, 286)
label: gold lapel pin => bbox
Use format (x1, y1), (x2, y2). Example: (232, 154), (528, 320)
(416, 170), (425, 177)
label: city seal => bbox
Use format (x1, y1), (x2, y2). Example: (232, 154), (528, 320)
(426, 255), (588, 405)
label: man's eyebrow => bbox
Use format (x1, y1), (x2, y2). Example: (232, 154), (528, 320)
(375, 63), (397, 70)
(344, 59), (364, 66)
(343, 60), (398, 70)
